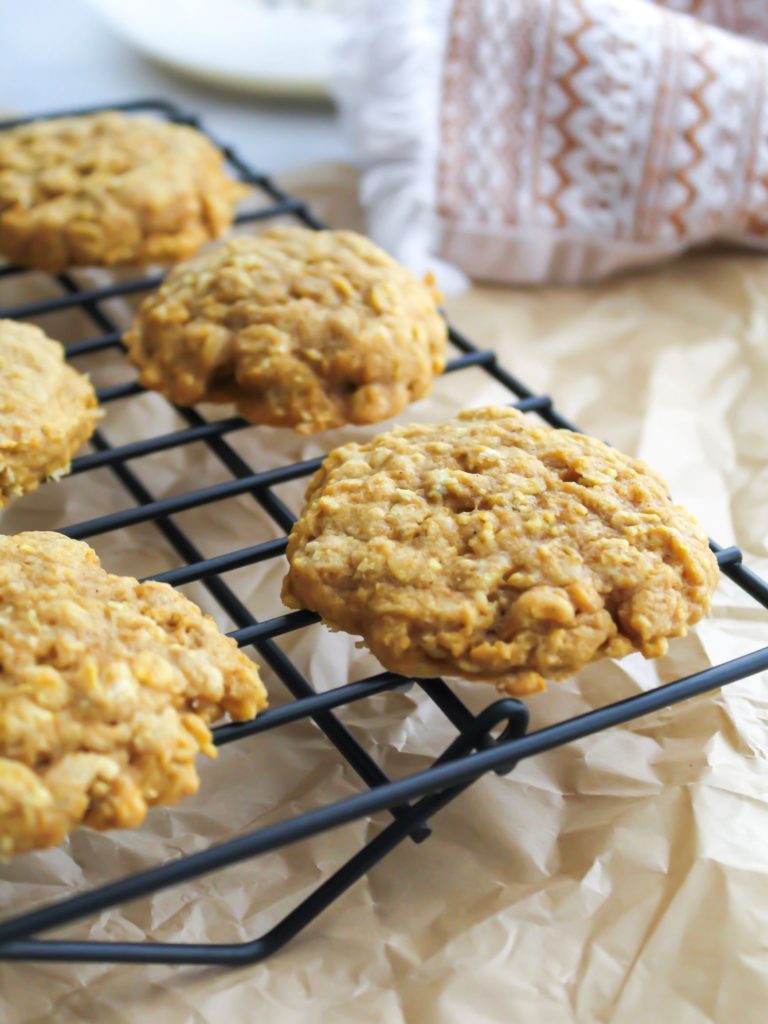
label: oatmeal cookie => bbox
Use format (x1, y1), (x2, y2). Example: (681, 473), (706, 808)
(0, 320), (100, 507)
(282, 407), (719, 694)
(125, 227), (447, 433)
(0, 112), (247, 271)
(0, 532), (267, 855)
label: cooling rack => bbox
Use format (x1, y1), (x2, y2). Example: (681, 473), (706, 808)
(0, 99), (767, 967)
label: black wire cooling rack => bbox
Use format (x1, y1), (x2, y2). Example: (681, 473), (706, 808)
(0, 99), (767, 968)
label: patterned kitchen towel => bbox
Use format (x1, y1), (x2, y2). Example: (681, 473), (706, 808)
(337, 0), (768, 286)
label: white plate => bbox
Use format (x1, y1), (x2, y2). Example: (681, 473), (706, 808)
(87, 0), (344, 98)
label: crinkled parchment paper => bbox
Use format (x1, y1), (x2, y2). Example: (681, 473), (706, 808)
(0, 164), (767, 1024)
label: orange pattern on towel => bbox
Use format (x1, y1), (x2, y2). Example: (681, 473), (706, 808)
(437, 0), (768, 279)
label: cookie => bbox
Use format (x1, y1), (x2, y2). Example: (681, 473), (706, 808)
(282, 407), (719, 694)
(125, 227), (447, 433)
(0, 532), (268, 856)
(0, 112), (247, 271)
(0, 320), (100, 507)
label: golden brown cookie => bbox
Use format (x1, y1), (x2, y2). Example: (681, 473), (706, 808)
(0, 532), (268, 856)
(0, 320), (100, 507)
(125, 227), (447, 433)
(0, 112), (247, 271)
(282, 407), (719, 694)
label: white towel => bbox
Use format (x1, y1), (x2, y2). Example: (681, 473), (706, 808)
(336, 0), (768, 287)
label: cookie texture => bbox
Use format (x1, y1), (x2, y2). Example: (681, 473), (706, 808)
(0, 320), (100, 507)
(0, 112), (246, 271)
(282, 407), (719, 694)
(125, 227), (447, 433)
(0, 532), (267, 855)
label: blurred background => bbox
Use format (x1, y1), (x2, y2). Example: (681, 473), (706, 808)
(0, 0), (353, 171)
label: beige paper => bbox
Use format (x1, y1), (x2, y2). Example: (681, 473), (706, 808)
(0, 164), (767, 1024)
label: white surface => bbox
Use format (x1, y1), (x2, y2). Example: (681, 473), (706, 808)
(0, 0), (353, 172)
(88, 0), (344, 98)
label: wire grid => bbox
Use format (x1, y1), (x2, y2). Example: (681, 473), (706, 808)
(0, 99), (767, 967)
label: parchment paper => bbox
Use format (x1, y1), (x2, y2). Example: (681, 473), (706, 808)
(0, 164), (767, 1024)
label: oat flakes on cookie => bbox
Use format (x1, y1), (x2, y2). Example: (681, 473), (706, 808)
(125, 227), (447, 433)
(0, 112), (247, 271)
(0, 319), (100, 507)
(0, 532), (267, 855)
(282, 406), (719, 695)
